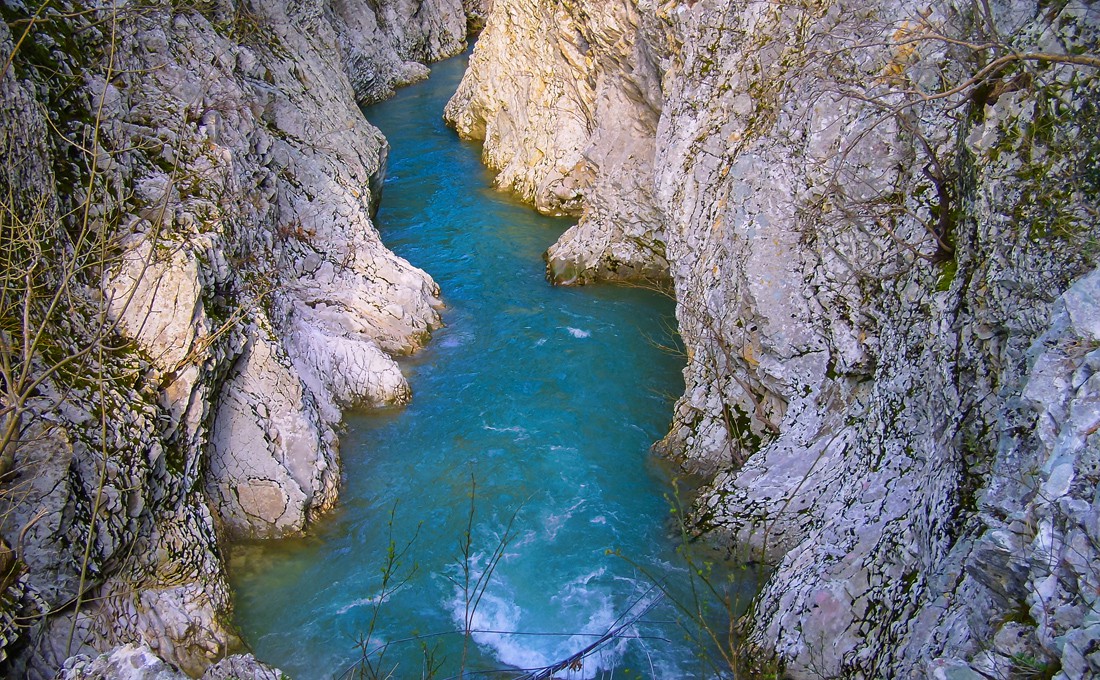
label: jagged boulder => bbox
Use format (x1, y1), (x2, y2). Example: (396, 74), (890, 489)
(60, 643), (283, 680)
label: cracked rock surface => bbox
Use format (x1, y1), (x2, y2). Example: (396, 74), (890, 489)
(0, 0), (469, 675)
(60, 642), (283, 680)
(444, 0), (669, 284)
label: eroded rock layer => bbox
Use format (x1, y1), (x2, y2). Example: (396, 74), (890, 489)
(447, 0), (1100, 676)
(0, 0), (469, 675)
(444, 0), (669, 284)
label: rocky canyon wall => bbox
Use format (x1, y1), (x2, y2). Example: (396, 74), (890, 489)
(444, 0), (670, 283)
(0, 0), (470, 676)
(447, 0), (1100, 677)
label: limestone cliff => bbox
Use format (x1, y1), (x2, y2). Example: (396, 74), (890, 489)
(331, 0), (470, 103)
(447, 0), (1100, 676)
(0, 0), (469, 676)
(444, 0), (669, 284)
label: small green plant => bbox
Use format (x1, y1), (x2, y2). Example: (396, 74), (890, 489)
(1011, 652), (1060, 680)
(348, 502), (426, 680)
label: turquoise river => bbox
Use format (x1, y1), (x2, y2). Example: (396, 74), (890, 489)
(229, 51), (739, 679)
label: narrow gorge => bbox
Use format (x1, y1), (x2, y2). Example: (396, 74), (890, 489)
(1, 0), (1098, 679)
(229, 53), (715, 676)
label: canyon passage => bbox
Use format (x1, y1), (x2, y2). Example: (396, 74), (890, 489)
(2, 0), (1098, 677)
(228, 51), (741, 679)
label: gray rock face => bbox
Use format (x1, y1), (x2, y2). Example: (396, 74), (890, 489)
(0, 0), (468, 675)
(444, 0), (669, 284)
(447, 0), (1100, 675)
(60, 644), (191, 680)
(60, 643), (282, 680)
(329, 0), (470, 103)
(201, 653), (284, 680)
(207, 331), (337, 537)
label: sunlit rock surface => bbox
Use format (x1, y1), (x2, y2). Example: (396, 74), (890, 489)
(444, 0), (669, 284)
(59, 643), (282, 680)
(0, 0), (466, 675)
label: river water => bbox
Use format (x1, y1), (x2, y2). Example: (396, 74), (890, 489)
(229, 52), (733, 679)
